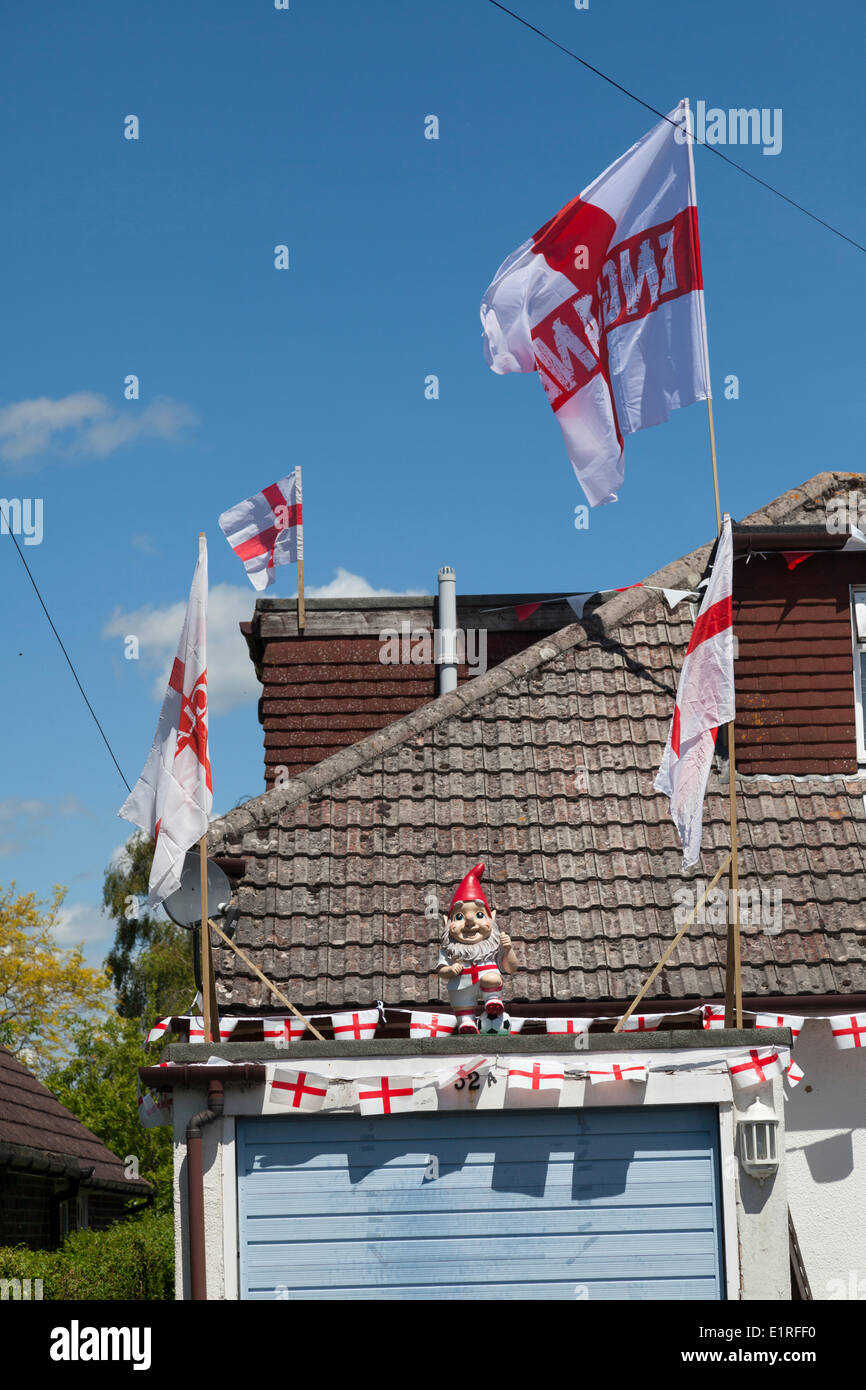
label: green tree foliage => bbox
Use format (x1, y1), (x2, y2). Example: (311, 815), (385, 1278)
(0, 883), (110, 1070)
(45, 1015), (174, 1212)
(103, 832), (195, 1020)
(0, 1209), (174, 1299)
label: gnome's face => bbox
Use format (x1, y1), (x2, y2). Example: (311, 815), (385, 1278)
(447, 900), (495, 945)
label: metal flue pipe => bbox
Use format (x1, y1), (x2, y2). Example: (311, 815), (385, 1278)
(437, 566), (458, 694)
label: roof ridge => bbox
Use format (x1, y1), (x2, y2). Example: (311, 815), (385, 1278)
(209, 471), (849, 841)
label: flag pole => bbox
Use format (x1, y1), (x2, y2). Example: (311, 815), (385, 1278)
(686, 102), (742, 1026)
(197, 532), (219, 1045)
(296, 466), (305, 632)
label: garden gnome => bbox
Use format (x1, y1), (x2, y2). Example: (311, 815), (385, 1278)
(437, 863), (518, 1034)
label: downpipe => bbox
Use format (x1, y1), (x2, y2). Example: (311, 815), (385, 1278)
(186, 1078), (224, 1301)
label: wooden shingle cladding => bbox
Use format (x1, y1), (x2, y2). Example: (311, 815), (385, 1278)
(733, 546), (860, 776)
(210, 472), (866, 1014)
(244, 597), (572, 784)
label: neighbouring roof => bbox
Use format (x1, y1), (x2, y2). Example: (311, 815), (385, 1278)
(0, 1047), (151, 1192)
(209, 472), (866, 1011)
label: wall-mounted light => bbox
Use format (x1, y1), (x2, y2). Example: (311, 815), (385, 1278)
(738, 1096), (780, 1180)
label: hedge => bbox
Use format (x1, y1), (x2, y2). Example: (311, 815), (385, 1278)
(0, 1209), (174, 1300)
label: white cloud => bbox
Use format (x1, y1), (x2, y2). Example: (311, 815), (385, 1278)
(305, 567), (428, 599)
(54, 900), (115, 953)
(0, 796), (91, 857)
(104, 572), (428, 715)
(0, 391), (197, 465)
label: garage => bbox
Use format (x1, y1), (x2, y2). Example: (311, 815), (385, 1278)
(237, 1104), (725, 1300)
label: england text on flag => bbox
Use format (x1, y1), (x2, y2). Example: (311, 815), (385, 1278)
(119, 543), (212, 905)
(480, 100), (709, 507)
(654, 516), (734, 868)
(218, 469), (302, 592)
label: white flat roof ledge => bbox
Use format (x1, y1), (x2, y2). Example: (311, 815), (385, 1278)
(160, 1028), (792, 1067)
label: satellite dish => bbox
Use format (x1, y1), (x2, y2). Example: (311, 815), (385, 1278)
(163, 852), (232, 929)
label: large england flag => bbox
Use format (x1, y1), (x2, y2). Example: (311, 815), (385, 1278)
(480, 100), (709, 507)
(654, 516), (734, 867)
(118, 542), (213, 905)
(219, 468), (302, 591)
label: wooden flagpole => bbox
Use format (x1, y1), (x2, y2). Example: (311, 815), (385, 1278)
(614, 853), (732, 1032)
(197, 532), (220, 1044)
(207, 917), (326, 1041)
(686, 100), (743, 1028)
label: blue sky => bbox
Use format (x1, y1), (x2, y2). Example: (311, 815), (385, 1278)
(3, 0), (865, 972)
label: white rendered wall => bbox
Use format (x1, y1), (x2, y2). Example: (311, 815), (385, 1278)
(783, 1018), (866, 1300)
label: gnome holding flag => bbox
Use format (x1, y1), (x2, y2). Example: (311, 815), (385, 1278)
(437, 864), (518, 1034)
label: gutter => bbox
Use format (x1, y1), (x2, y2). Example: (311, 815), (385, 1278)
(186, 1078), (224, 1302)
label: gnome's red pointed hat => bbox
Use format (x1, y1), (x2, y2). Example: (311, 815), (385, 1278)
(448, 863), (491, 914)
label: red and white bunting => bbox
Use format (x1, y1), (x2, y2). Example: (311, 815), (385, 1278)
(755, 1012), (804, 1041)
(728, 1048), (785, 1089)
(786, 1060), (805, 1088)
(505, 1016), (527, 1033)
(409, 1012), (457, 1039)
(546, 1017), (591, 1035)
(330, 1009), (379, 1041)
(702, 1005), (726, 1030)
(263, 1016), (308, 1044)
(218, 468), (303, 592)
(269, 1066), (329, 1112)
(137, 1084), (172, 1128)
(829, 1013), (866, 1050)
(587, 1061), (648, 1085)
(619, 1012), (666, 1032)
(217, 1018), (239, 1041)
(506, 1061), (565, 1093)
(188, 1016), (205, 1041)
(356, 1075), (415, 1116)
(654, 516), (734, 868)
(146, 1016), (172, 1044)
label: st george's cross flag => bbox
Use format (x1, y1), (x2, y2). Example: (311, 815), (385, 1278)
(480, 100), (709, 508)
(219, 468), (302, 591)
(119, 541), (213, 905)
(654, 515), (734, 868)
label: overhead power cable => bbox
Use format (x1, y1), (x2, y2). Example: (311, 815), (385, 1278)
(1, 506), (132, 794)
(487, 0), (866, 256)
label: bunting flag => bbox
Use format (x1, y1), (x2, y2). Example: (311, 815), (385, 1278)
(829, 1013), (866, 1049)
(356, 1075), (415, 1115)
(702, 1005), (726, 1030)
(118, 541), (213, 905)
(619, 1012), (666, 1032)
(409, 1011), (457, 1039)
(728, 1048), (785, 1088)
(654, 516), (734, 868)
(506, 1061), (565, 1094)
(269, 1066), (329, 1112)
(330, 1009), (379, 1041)
(218, 468), (303, 592)
(785, 1059), (805, 1088)
(263, 1016), (308, 1044)
(546, 1017), (591, 1035)
(137, 1081), (172, 1128)
(480, 100), (709, 508)
(146, 1016), (172, 1044)
(755, 1012), (804, 1041)
(588, 1061), (648, 1085)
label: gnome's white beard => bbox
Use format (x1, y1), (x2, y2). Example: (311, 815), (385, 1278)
(442, 923), (501, 964)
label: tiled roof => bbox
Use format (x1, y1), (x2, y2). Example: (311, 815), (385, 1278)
(209, 472), (866, 1010)
(0, 1047), (151, 1190)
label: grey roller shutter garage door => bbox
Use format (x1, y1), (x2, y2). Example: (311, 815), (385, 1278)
(237, 1104), (725, 1299)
